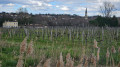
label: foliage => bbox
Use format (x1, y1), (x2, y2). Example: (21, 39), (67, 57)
(89, 16), (118, 27)
(17, 17), (33, 25)
(0, 13), (14, 26)
(17, 8), (33, 25)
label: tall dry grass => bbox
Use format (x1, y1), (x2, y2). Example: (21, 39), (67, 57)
(118, 62), (120, 67)
(111, 46), (116, 53)
(37, 56), (45, 67)
(97, 48), (100, 61)
(37, 63), (42, 67)
(76, 56), (84, 67)
(90, 53), (96, 67)
(27, 40), (34, 55)
(118, 47), (120, 53)
(17, 37), (35, 67)
(111, 46), (116, 67)
(92, 56), (96, 67)
(56, 60), (60, 67)
(59, 52), (64, 67)
(0, 61), (2, 67)
(76, 64), (82, 67)
(84, 57), (88, 67)
(93, 39), (98, 48)
(17, 37), (27, 67)
(16, 54), (24, 67)
(56, 52), (64, 67)
(36, 58), (51, 67)
(20, 37), (27, 54)
(106, 47), (110, 66)
(43, 59), (51, 67)
(65, 53), (74, 67)
(15, 36), (119, 67)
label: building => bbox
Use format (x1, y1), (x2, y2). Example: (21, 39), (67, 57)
(85, 8), (88, 20)
(3, 21), (18, 28)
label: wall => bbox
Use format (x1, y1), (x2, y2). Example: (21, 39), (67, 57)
(3, 22), (18, 28)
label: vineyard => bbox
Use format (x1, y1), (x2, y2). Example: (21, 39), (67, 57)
(0, 27), (120, 67)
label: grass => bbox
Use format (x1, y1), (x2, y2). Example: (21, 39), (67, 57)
(0, 27), (120, 67)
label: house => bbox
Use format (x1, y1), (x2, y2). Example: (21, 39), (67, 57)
(3, 21), (18, 28)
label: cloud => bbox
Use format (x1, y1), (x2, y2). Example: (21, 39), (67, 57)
(46, 4), (52, 7)
(0, 0), (53, 9)
(56, 5), (60, 8)
(75, 7), (86, 12)
(60, 6), (69, 11)
(0, 0), (120, 16)
(6, 3), (15, 6)
(17, 0), (53, 11)
(0, 4), (15, 12)
(22, 5), (29, 8)
(112, 11), (120, 17)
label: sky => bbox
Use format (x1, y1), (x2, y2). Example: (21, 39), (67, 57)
(0, 0), (120, 16)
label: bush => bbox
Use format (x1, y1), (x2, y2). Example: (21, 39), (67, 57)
(89, 15), (118, 27)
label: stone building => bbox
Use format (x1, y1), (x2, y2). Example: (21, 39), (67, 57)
(3, 21), (18, 28)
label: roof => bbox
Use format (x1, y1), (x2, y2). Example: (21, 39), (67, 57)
(4, 21), (18, 22)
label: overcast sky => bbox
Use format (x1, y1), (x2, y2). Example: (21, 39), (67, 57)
(0, 0), (120, 16)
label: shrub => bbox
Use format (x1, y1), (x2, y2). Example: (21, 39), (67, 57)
(89, 15), (118, 27)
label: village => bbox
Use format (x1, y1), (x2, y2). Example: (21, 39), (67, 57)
(0, 8), (100, 28)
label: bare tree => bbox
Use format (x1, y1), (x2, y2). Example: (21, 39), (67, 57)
(17, 8), (32, 25)
(17, 8), (29, 18)
(100, 2), (116, 17)
(17, 8), (28, 14)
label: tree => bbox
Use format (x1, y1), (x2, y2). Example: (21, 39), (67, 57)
(89, 15), (118, 27)
(100, 2), (116, 17)
(0, 12), (14, 27)
(17, 8), (29, 19)
(17, 8), (32, 25)
(17, 8), (28, 14)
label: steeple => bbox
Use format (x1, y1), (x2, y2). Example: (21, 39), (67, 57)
(85, 8), (88, 20)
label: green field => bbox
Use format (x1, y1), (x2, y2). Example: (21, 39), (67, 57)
(0, 27), (120, 67)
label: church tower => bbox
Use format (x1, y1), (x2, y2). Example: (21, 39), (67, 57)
(85, 8), (88, 20)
